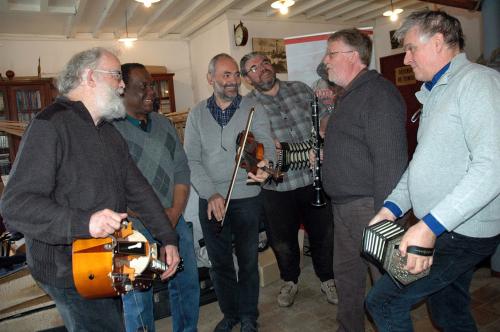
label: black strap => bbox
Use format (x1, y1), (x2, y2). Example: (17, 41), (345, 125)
(406, 245), (434, 256)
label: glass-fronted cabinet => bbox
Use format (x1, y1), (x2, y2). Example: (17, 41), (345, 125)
(0, 88), (10, 176)
(151, 73), (176, 114)
(0, 78), (55, 173)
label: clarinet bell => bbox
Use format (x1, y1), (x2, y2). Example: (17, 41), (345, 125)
(312, 186), (327, 207)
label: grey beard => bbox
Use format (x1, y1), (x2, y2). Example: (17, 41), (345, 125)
(97, 85), (126, 121)
(255, 76), (276, 92)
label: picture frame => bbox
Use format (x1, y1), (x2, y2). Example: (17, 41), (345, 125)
(252, 37), (287, 73)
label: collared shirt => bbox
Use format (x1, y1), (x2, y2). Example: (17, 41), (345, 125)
(206, 94), (242, 127)
(125, 113), (151, 132)
(247, 79), (318, 192)
(425, 62), (451, 91)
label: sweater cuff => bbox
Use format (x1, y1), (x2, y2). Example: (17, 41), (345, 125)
(383, 201), (402, 218)
(422, 213), (446, 236)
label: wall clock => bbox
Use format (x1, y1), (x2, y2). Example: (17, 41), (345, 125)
(234, 21), (248, 46)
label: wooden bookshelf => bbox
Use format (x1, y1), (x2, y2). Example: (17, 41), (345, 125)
(0, 78), (56, 174)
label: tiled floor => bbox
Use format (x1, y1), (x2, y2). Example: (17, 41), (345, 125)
(156, 257), (500, 331)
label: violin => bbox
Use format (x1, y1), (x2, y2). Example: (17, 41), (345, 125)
(236, 131), (284, 183)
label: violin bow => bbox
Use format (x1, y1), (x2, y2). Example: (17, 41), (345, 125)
(220, 107), (255, 228)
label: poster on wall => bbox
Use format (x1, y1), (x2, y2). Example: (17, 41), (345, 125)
(252, 38), (287, 73)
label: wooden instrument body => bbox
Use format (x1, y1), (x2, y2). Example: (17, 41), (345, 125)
(72, 222), (160, 299)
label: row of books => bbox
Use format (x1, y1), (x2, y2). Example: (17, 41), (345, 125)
(15, 90), (41, 112)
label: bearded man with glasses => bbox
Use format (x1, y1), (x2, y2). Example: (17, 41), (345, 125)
(240, 51), (337, 310)
(0, 47), (180, 331)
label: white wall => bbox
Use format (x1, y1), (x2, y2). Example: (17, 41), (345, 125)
(189, 17), (231, 103)
(0, 39), (195, 112)
(373, 6), (483, 70)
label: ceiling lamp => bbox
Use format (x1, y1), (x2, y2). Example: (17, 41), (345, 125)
(271, 0), (295, 15)
(383, 0), (403, 21)
(135, 0), (161, 8)
(118, 11), (137, 48)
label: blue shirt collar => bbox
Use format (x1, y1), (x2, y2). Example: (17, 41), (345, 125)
(425, 62), (450, 91)
(206, 94), (242, 127)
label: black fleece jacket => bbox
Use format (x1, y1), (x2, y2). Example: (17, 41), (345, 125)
(0, 97), (177, 288)
(322, 70), (408, 210)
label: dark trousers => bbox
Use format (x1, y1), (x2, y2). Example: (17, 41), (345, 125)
(261, 185), (334, 283)
(366, 232), (500, 332)
(333, 197), (380, 332)
(38, 282), (125, 332)
(199, 196), (260, 321)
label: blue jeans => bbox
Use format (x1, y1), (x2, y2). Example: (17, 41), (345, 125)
(122, 215), (200, 332)
(38, 282), (125, 332)
(366, 232), (500, 332)
(199, 196), (260, 322)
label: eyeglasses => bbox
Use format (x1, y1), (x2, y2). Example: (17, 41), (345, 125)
(245, 60), (272, 74)
(325, 50), (355, 58)
(94, 69), (122, 81)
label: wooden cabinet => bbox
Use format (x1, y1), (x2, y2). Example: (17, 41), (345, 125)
(151, 73), (176, 114)
(0, 78), (56, 174)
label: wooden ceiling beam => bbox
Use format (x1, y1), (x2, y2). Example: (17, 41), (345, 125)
(418, 0), (479, 10)
(180, 0), (238, 38)
(65, 0), (88, 38)
(288, 0), (329, 18)
(158, 0), (211, 37)
(137, 0), (176, 37)
(92, 0), (120, 38)
(306, 0), (352, 19)
(325, 1), (370, 20)
(240, 0), (268, 16)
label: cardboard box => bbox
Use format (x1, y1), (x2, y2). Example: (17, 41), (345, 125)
(258, 229), (305, 287)
(258, 248), (280, 287)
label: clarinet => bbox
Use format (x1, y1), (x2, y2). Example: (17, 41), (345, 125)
(311, 96), (327, 207)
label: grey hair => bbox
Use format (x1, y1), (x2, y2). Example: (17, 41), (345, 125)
(240, 52), (268, 76)
(394, 10), (464, 50)
(207, 53), (237, 76)
(56, 47), (109, 95)
(327, 29), (372, 66)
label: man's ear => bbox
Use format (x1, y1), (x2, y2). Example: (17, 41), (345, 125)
(83, 68), (96, 87)
(432, 33), (445, 52)
(206, 73), (214, 85)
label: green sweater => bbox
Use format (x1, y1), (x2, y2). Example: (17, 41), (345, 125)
(113, 112), (190, 208)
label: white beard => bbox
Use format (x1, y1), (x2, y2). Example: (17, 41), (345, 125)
(96, 83), (126, 121)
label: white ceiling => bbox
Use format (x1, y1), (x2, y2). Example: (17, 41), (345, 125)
(0, 0), (440, 40)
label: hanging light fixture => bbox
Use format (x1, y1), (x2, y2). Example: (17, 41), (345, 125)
(383, 0), (403, 22)
(271, 0), (295, 15)
(118, 10), (137, 48)
(135, 0), (161, 8)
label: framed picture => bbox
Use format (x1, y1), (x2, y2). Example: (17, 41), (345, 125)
(389, 30), (400, 50)
(252, 37), (287, 73)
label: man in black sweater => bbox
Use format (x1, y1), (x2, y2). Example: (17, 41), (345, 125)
(0, 48), (180, 331)
(321, 29), (408, 332)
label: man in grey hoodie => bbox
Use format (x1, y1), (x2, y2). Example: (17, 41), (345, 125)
(366, 10), (500, 331)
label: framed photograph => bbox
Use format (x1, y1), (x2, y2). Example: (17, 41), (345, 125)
(252, 37), (287, 73)
(389, 30), (400, 50)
